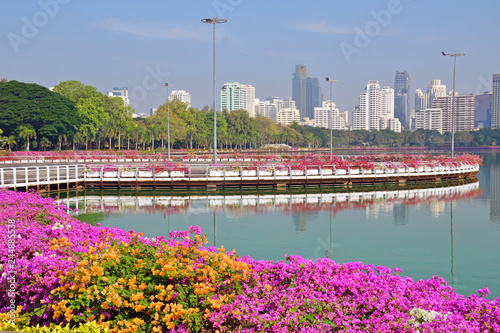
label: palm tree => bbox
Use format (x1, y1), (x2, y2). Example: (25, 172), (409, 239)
(39, 137), (51, 151)
(58, 134), (67, 151)
(18, 125), (36, 151)
(3, 135), (16, 151)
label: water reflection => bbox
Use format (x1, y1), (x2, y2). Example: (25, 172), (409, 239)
(58, 182), (481, 222)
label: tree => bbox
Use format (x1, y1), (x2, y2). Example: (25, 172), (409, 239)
(0, 80), (79, 146)
(76, 95), (107, 150)
(18, 125), (36, 151)
(39, 137), (51, 151)
(2, 135), (16, 151)
(225, 110), (255, 149)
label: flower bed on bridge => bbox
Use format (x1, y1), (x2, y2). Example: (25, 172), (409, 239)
(206, 154), (482, 176)
(1, 189), (499, 332)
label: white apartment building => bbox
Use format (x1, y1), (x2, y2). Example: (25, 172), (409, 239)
(357, 80), (381, 130)
(277, 108), (301, 125)
(380, 86), (395, 118)
(379, 114), (402, 133)
(431, 91), (474, 132)
(254, 98), (277, 121)
(242, 84), (255, 117)
(168, 90), (191, 108)
(357, 81), (394, 131)
(414, 108), (443, 134)
(220, 82), (254, 113)
(313, 101), (346, 130)
(107, 87), (130, 106)
(427, 80), (447, 108)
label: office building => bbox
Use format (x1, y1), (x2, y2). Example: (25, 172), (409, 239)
(292, 65), (322, 120)
(394, 70), (410, 128)
(492, 74), (500, 129)
(475, 92), (492, 128)
(414, 108), (443, 134)
(107, 87), (130, 106)
(168, 90), (191, 108)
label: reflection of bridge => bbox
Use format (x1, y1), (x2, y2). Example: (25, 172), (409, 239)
(0, 163), (480, 191)
(58, 181), (481, 215)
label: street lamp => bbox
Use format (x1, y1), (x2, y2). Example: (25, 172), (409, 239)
(163, 83), (173, 160)
(441, 52), (465, 157)
(325, 77), (338, 159)
(202, 17), (227, 163)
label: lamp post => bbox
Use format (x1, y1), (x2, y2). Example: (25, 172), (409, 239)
(202, 17), (227, 163)
(325, 77), (338, 159)
(441, 52), (465, 157)
(163, 83), (173, 160)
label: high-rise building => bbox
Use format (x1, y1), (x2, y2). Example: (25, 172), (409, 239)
(266, 96), (283, 116)
(394, 70), (410, 128)
(492, 74), (500, 129)
(358, 80), (381, 130)
(220, 82), (254, 113)
(241, 84), (255, 117)
(380, 86), (395, 118)
(475, 92), (492, 128)
(313, 101), (346, 130)
(107, 87), (130, 106)
(415, 88), (426, 112)
(283, 97), (296, 109)
(292, 65), (322, 120)
(426, 80), (447, 108)
(414, 108), (443, 134)
(431, 91), (475, 133)
(168, 90), (191, 108)
(254, 98), (277, 121)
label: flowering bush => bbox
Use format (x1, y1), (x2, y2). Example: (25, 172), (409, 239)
(2, 189), (498, 332)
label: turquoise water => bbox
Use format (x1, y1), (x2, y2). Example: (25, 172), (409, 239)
(57, 150), (500, 299)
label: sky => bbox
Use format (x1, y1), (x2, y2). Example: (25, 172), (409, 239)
(1, 0), (499, 115)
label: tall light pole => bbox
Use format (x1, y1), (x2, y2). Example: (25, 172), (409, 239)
(442, 52), (465, 157)
(202, 17), (227, 163)
(163, 83), (173, 160)
(325, 77), (338, 159)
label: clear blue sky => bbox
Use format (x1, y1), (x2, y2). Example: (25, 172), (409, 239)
(1, 0), (499, 115)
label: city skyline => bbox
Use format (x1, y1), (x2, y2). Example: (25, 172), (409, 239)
(1, 1), (499, 115)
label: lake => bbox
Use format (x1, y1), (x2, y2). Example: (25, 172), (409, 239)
(55, 150), (500, 299)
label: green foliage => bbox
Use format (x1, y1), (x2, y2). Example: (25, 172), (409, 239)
(0, 320), (109, 332)
(0, 80), (79, 145)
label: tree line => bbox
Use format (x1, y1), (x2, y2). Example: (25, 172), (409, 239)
(2, 79), (500, 151)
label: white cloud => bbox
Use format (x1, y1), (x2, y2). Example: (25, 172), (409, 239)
(95, 19), (206, 42)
